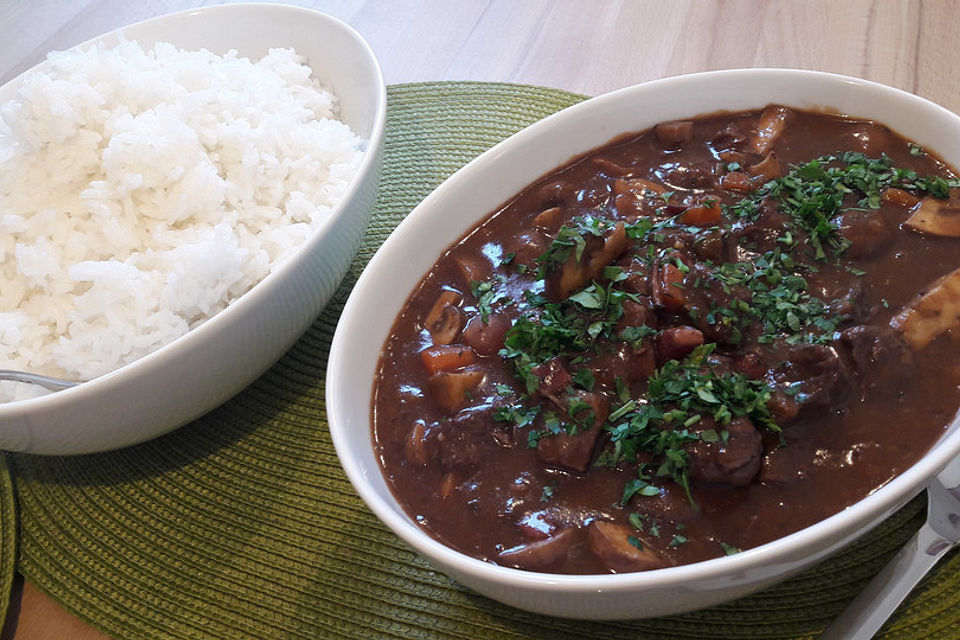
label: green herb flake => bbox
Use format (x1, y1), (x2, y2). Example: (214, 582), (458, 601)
(719, 541), (741, 555)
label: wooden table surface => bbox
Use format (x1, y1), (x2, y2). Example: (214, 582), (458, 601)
(2, 1), (960, 638)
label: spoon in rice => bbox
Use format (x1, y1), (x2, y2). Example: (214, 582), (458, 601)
(0, 370), (80, 391)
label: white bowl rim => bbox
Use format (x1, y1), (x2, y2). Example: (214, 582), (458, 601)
(328, 67), (960, 594)
(0, 3), (387, 416)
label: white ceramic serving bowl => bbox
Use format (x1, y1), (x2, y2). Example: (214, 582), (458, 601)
(0, 4), (386, 455)
(327, 68), (960, 620)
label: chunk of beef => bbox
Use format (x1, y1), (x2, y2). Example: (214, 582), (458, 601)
(462, 312), (511, 357)
(842, 123), (895, 156)
(434, 409), (500, 470)
(708, 123), (748, 156)
(537, 180), (576, 207)
(686, 416), (763, 488)
(838, 324), (912, 375)
(826, 281), (868, 323)
(655, 161), (717, 192)
(536, 391), (609, 471)
(729, 197), (795, 253)
(731, 352), (766, 379)
(529, 357), (572, 405)
(616, 297), (656, 332)
(767, 344), (853, 419)
(617, 258), (652, 295)
(836, 211), (892, 260)
(655, 326), (704, 364)
(510, 230), (552, 267)
(583, 342), (657, 389)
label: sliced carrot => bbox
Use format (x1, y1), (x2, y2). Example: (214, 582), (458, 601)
(720, 171), (754, 193)
(655, 262), (688, 313)
(420, 344), (476, 375)
(680, 200), (723, 226)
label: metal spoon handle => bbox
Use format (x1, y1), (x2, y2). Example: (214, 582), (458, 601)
(0, 370), (79, 391)
(819, 521), (952, 640)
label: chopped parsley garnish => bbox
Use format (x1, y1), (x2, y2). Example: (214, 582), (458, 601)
(731, 151), (959, 260)
(499, 279), (641, 392)
(470, 275), (512, 323)
(620, 477), (661, 504)
(540, 482), (557, 502)
(489, 147), (951, 519)
(719, 541), (741, 555)
(667, 533), (688, 548)
(705, 250), (844, 344)
(535, 215), (615, 277)
(602, 345), (779, 502)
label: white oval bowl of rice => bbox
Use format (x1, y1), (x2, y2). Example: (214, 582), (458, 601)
(0, 4), (385, 454)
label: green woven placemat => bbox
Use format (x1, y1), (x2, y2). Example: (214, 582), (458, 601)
(0, 453), (16, 632)
(7, 81), (960, 639)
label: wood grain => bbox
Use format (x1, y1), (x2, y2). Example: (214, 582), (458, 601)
(1, 0), (959, 638)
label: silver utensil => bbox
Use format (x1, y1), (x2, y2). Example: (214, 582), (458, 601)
(820, 455), (960, 639)
(0, 369), (80, 391)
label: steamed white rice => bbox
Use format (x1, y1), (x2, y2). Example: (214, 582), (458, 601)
(0, 40), (365, 402)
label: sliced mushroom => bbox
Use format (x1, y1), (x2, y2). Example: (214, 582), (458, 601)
(426, 369), (485, 412)
(904, 197), (960, 237)
(545, 221), (629, 299)
(586, 520), (667, 572)
(424, 289), (463, 344)
(882, 187), (921, 209)
(404, 421), (433, 465)
(614, 177), (670, 197)
(531, 205), (565, 232)
(498, 527), (580, 570)
(655, 120), (694, 149)
(750, 105), (793, 155)
(747, 152), (782, 182)
(455, 254), (491, 287)
(891, 266), (960, 350)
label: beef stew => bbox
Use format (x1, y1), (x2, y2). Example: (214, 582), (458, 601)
(372, 106), (960, 574)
